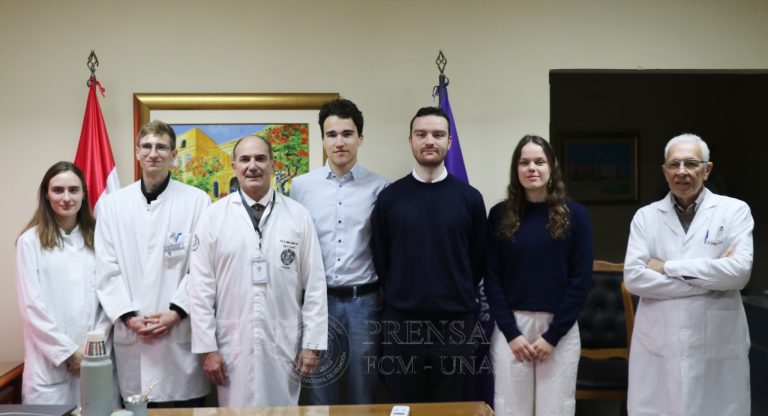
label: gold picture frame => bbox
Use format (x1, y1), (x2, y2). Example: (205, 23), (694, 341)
(131, 93), (339, 198)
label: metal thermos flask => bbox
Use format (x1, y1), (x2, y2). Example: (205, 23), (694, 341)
(81, 331), (113, 416)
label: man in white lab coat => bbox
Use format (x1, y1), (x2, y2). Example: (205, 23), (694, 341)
(188, 134), (327, 407)
(96, 120), (211, 405)
(624, 133), (753, 416)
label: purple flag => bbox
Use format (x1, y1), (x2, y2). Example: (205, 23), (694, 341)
(436, 80), (494, 408)
(438, 84), (469, 183)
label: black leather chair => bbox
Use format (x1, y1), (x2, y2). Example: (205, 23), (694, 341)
(576, 260), (635, 414)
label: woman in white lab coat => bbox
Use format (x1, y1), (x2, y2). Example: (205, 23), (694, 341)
(15, 161), (109, 404)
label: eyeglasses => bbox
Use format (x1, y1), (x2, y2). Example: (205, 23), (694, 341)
(663, 159), (706, 171)
(138, 143), (172, 155)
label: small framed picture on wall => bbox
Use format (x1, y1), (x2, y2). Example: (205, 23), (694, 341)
(558, 133), (639, 203)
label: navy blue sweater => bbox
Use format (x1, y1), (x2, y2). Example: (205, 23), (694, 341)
(371, 174), (487, 317)
(484, 199), (593, 346)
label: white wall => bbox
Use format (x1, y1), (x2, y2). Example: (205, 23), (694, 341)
(2, 0), (768, 360)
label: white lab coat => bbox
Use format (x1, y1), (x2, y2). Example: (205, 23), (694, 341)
(95, 180), (211, 401)
(188, 190), (327, 407)
(15, 226), (111, 404)
(624, 189), (753, 416)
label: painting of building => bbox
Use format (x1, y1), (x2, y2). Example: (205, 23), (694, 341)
(171, 123), (309, 201)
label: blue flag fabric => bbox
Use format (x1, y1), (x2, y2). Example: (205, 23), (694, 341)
(437, 84), (469, 183)
(436, 82), (495, 408)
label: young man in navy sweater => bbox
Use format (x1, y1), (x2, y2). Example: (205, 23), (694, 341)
(370, 107), (487, 403)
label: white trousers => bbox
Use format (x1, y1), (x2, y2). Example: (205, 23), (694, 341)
(491, 311), (581, 416)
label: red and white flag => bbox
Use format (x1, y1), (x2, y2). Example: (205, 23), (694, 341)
(74, 77), (120, 214)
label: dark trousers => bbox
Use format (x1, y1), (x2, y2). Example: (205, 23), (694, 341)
(380, 309), (477, 403)
(147, 396), (207, 408)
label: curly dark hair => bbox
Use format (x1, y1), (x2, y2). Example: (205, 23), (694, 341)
(497, 135), (570, 240)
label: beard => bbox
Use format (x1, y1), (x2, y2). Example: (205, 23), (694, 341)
(413, 149), (445, 167)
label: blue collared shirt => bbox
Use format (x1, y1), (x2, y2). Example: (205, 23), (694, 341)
(290, 162), (389, 287)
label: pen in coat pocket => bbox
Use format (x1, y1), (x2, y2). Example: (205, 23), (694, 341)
(705, 225), (724, 243)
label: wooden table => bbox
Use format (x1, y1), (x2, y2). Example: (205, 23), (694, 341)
(150, 402), (494, 416)
(0, 361), (23, 404)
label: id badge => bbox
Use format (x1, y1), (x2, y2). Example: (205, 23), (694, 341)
(251, 257), (268, 284)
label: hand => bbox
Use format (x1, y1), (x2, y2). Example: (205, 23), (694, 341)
(124, 315), (148, 335)
(66, 347), (84, 375)
(294, 349), (320, 377)
(508, 335), (537, 362)
(531, 337), (554, 362)
(719, 246), (735, 258)
(647, 258), (665, 274)
(203, 351), (227, 386)
(139, 311), (181, 339)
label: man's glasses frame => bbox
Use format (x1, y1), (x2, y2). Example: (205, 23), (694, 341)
(138, 143), (173, 155)
(663, 159), (707, 171)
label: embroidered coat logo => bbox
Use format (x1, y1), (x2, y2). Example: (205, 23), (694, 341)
(280, 248), (296, 266)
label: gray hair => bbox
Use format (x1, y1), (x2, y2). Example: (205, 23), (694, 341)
(664, 133), (710, 163)
(232, 134), (273, 159)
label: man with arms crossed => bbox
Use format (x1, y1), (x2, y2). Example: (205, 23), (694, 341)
(624, 133), (753, 416)
(371, 107), (486, 403)
(188, 135), (327, 407)
(291, 98), (389, 404)
(96, 120), (210, 405)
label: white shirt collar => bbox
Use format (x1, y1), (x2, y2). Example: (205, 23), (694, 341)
(412, 167), (448, 183)
(240, 187), (274, 207)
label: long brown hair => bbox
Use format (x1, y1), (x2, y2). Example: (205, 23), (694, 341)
(497, 135), (570, 240)
(20, 161), (95, 249)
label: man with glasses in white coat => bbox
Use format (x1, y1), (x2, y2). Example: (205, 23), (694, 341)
(96, 120), (211, 406)
(624, 133), (753, 416)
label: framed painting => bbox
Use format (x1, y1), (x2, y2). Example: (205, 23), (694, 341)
(133, 93), (339, 201)
(559, 133), (639, 203)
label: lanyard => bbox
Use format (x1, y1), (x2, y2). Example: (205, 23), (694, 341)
(238, 189), (276, 251)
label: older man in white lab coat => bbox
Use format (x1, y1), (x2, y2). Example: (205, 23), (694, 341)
(96, 120), (211, 405)
(188, 134), (327, 407)
(624, 133), (753, 416)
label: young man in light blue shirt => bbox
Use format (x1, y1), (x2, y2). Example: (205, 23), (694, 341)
(290, 99), (388, 404)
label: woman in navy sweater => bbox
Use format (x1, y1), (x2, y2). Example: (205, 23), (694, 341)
(485, 135), (593, 416)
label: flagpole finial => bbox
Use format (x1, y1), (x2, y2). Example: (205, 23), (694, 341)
(87, 50), (99, 86)
(434, 50), (449, 103)
(435, 50), (447, 75)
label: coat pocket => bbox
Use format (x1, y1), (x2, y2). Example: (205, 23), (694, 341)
(706, 310), (747, 358)
(174, 318), (192, 345)
(30, 354), (68, 386)
(633, 300), (666, 355)
(216, 320), (241, 365)
(113, 320), (138, 346)
(163, 233), (191, 268)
